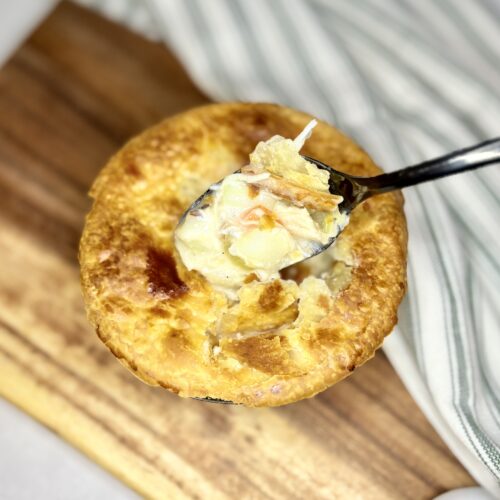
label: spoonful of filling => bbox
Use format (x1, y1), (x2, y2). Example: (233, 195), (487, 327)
(176, 120), (499, 298)
(175, 121), (348, 298)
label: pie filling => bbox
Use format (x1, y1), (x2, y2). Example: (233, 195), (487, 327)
(175, 120), (349, 300)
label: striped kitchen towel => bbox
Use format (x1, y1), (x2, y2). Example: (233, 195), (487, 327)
(76, 0), (500, 495)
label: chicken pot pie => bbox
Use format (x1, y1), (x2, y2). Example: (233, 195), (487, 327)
(79, 102), (407, 407)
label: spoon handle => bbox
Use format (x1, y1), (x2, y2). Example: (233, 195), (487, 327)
(363, 137), (500, 194)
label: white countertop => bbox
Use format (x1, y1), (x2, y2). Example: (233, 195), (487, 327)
(0, 398), (137, 500)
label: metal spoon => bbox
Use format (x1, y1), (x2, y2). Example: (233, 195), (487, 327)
(183, 136), (499, 257)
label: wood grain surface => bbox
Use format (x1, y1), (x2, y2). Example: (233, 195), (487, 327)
(0, 3), (475, 499)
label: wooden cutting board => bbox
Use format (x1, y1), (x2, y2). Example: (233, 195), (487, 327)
(0, 3), (475, 498)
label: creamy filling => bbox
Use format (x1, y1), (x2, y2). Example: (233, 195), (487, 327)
(175, 120), (348, 298)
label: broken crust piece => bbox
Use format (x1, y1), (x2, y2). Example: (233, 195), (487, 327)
(79, 102), (408, 407)
(241, 164), (343, 211)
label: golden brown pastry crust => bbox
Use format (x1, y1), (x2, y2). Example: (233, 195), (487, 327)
(79, 103), (407, 406)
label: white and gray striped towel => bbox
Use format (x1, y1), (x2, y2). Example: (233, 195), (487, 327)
(77, 0), (500, 495)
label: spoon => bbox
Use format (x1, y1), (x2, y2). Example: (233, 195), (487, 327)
(183, 136), (499, 258)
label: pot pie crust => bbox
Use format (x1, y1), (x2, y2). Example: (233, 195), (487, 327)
(79, 103), (407, 407)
